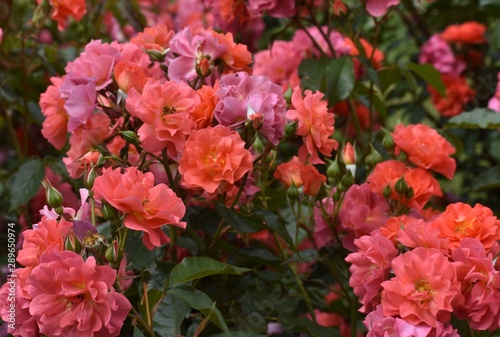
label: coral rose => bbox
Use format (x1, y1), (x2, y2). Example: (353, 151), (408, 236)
(429, 74), (475, 117)
(36, 0), (86, 31)
(93, 167), (186, 250)
(441, 21), (487, 44)
(392, 123), (456, 179)
(27, 250), (131, 337)
(431, 202), (500, 253)
(274, 156), (326, 196)
(381, 247), (462, 327)
(178, 125), (253, 194)
(286, 87), (338, 164)
(365, 0), (400, 17)
(39, 77), (68, 150)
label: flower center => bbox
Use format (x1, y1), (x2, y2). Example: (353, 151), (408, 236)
(454, 214), (476, 234)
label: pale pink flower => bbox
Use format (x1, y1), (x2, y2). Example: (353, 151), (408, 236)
(126, 78), (199, 158)
(214, 72), (287, 145)
(166, 27), (227, 82)
(93, 167), (186, 250)
(59, 74), (97, 132)
(286, 87), (338, 164)
(381, 247), (463, 327)
(27, 250), (131, 337)
(365, 0), (400, 17)
(345, 234), (398, 313)
(419, 34), (466, 75)
(488, 73), (500, 112)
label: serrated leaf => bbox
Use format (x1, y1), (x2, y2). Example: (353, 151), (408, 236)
(472, 167), (500, 191)
(216, 203), (266, 233)
(298, 57), (331, 91)
(406, 63), (446, 96)
(7, 158), (45, 211)
(446, 109), (500, 129)
(326, 56), (355, 105)
(170, 256), (250, 285)
(153, 292), (190, 336)
(169, 284), (229, 332)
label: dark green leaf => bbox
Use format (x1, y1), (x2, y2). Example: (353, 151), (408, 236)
(169, 284), (229, 332)
(133, 326), (146, 337)
(326, 56), (355, 105)
(170, 256), (250, 285)
(138, 289), (165, 320)
(378, 66), (401, 94)
(298, 57), (331, 91)
(216, 203), (266, 233)
(480, 0), (500, 7)
(406, 63), (446, 96)
(447, 109), (500, 129)
(153, 292), (190, 336)
(279, 314), (341, 337)
(125, 230), (161, 269)
(254, 209), (294, 248)
(472, 167), (500, 191)
(7, 158), (45, 212)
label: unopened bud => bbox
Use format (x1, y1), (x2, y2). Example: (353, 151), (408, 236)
(265, 150), (277, 167)
(105, 240), (121, 265)
(405, 187), (414, 199)
(102, 201), (118, 221)
(284, 86), (293, 105)
(146, 49), (166, 62)
(342, 143), (356, 165)
(284, 121), (298, 139)
(287, 182), (299, 202)
(366, 146), (383, 168)
(42, 180), (63, 209)
(332, 189), (342, 202)
(394, 177), (409, 195)
(341, 171), (354, 188)
(382, 185), (392, 198)
(398, 151), (408, 162)
(119, 131), (140, 146)
(84, 165), (97, 189)
(196, 57), (212, 77)
(64, 234), (83, 253)
(326, 159), (342, 181)
(382, 131), (395, 152)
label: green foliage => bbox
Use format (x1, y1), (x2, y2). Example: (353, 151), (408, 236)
(447, 109), (500, 129)
(326, 56), (356, 105)
(7, 158), (45, 211)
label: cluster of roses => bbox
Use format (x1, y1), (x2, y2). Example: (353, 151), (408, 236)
(420, 21), (486, 117)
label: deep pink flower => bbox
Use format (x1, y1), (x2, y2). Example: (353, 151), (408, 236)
(381, 248), (463, 327)
(345, 234), (398, 313)
(93, 167), (186, 250)
(292, 27), (352, 59)
(419, 34), (466, 75)
(247, 0), (295, 18)
(27, 250), (131, 337)
(214, 71), (287, 145)
(365, 0), (400, 17)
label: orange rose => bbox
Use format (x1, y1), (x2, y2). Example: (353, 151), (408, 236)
(441, 21), (487, 44)
(429, 74), (475, 117)
(274, 156), (326, 196)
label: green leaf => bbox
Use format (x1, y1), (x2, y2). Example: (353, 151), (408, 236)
(215, 203), (266, 233)
(480, 0), (500, 7)
(133, 326), (146, 337)
(446, 109), (500, 129)
(170, 256), (250, 285)
(405, 63), (446, 96)
(125, 230), (161, 269)
(279, 314), (341, 337)
(378, 66), (401, 94)
(153, 292), (190, 336)
(326, 56), (355, 105)
(169, 284), (229, 332)
(254, 209), (294, 248)
(298, 57), (331, 91)
(138, 289), (165, 321)
(472, 167), (500, 191)
(7, 158), (45, 212)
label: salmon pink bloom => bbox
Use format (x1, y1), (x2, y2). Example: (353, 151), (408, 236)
(247, 0), (295, 18)
(59, 74), (97, 132)
(286, 87), (338, 164)
(365, 0), (400, 17)
(93, 167), (186, 250)
(431, 202), (500, 253)
(419, 34), (466, 76)
(441, 21), (487, 44)
(367, 160), (442, 211)
(178, 125), (253, 194)
(39, 77), (68, 149)
(214, 72), (287, 145)
(211, 30), (253, 74)
(396, 218), (449, 254)
(192, 85), (218, 128)
(429, 74), (475, 117)
(346, 234), (398, 312)
(126, 78), (198, 157)
(274, 156), (326, 196)
(392, 123), (456, 179)
(17, 216), (73, 268)
(452, 239), (500, 330)
(381, 247), (462, 327)
(36, 0), (86, 31)
(27, 250), (131, 337)
(378, 215), (422, 245)
(130, 24), (175, 52)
